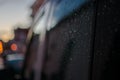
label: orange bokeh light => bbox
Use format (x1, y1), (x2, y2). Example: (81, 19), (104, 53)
(0, 41), (3, 54)
(11, 43), (17, 51)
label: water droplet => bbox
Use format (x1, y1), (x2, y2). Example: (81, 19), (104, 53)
(104, 5), (107, 8)
(70, 58), (73, 61)
(114, 28), (118, 32)
(73, 30), (77, 33)
(97, 13), (101, 16)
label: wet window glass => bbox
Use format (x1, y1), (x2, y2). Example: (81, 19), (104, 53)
(0, 0), (120, 80)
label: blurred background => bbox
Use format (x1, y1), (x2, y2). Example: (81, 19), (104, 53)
(0, 0), (35, 79)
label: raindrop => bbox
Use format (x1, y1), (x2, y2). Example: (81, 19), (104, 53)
(73, 30), (77, 33)
(97, 13), (101, 16)
(70, 58), (73, 61)
(110, 0), (113, 3)
(104, 5), (107, 8)
(99, 52), (103, 56)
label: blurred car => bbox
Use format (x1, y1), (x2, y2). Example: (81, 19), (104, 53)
(6, 53), (24, 72)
